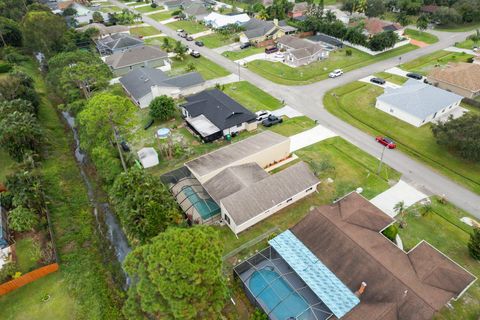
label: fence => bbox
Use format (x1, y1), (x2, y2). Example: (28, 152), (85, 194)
(462, 97), (480, 109)
(0, 263), (59, 296)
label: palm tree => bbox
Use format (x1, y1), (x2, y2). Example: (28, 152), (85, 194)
(420, 202), (433, 217)
(394, 201), (408, 228)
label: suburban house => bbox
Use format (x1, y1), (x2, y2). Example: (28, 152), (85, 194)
(375, 79), (464, 127)
(181, 89), (257, 142)
(203, 12), (250, 29)
(327, 8), (350, 24)
(76, 23), (129, 38)
(165, 131), (319, 233)
(71, 3), (110, 25)
(119, 68), (205, 108)
(308, 32), (344, 48)
(105, 46), (169, 76)
(427, 62), (480, 99)
(95, 33), (144, 55)
(359, 18), (404, 37)
(239, 19), (297, 45)
(288, 2), (308, 18)
(277, 35), (326, 67)
(234, 192), (476, 320)
(183, 2), (209, 20)
(163, 0), (188, 11)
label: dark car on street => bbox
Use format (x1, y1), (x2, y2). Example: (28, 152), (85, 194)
(195, 41), (204, 46)
(370, 77), (386, 85)
(375, 136), (397, 149)
(406, 72), (423, 80)
(262, 115), (283, 127)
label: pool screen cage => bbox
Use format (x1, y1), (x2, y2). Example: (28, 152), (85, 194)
(234, 246), (334, 320)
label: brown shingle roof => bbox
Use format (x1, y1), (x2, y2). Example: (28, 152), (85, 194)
(428, 62), (480, 93)
(105, 45), (168, 69)
(363, 18), (402, 35)
(290, 192), (476, 320)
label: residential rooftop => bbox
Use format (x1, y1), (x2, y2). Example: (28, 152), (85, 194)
(105, 46), (168, 69)
(428, 62), (480, 93)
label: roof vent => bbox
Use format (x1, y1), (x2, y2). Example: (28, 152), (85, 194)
(355, 282), (367, 297)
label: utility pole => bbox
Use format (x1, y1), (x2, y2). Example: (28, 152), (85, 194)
(377, 145), (387, 174)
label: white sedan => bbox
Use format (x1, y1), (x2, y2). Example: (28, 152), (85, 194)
(329, 69), (344, 78)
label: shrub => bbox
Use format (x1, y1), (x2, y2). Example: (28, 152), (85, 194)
(7, 206), (38, 232)
(149, 95), (176, 121)
(382, 224), (398, 242)
(0, 262), (17, 283)
(0, 62), (12, 73)
(468, 227), (480, 260)
(151, 2), (157, 8)
(345, 49), (352, 56)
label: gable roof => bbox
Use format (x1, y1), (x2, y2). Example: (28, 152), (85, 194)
(105, 46), (168, 69)
(428, 62), (480, 93)
(277, 35), (323, 59)
(221, 161), (319, 226)
(119, 67), (204, 100)
(182, 89), (256, 131)
(363, 18), (402, 35)
(76, 23), (129, 37)
(203, 12), (250, 28)
(291, 192), (476, 320)
(203, 162), (269, 202)
(97, 33), (144, 51)
(242, 18), (277, 39)
(291, 1), (308, 13)
(308, 33), (343, 47)
(184, 2), (209, 16)
(377, 79), (463, 119)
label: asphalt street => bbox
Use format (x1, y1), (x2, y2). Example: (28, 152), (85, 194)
(113, 0), (480, 217)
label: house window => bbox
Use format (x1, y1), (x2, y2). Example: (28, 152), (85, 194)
(306, 187), (313, 192)
(224, 214), (230, 225)
(286, 198), (293, 203)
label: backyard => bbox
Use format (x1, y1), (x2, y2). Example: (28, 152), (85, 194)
(324, 81), (480, 194)
(400, 50), (474, 75)
(169, 55), (230, 80)
(247, 44), (418, 85)
(398, 197), (480, 319)
(404, 28), (439, 44)
(166, 20), (208, 34)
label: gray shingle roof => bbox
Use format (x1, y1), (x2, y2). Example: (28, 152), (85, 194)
(105, 45), (168, 69)
(221, 161), (319, 225)
(97, 33), (144, 51)
(119, 68), (204, 100)
(184, 2), (209, 16)
(182, 89), (256, 131)
(242, 18), (277, 39)
(377, 79), (463, 119)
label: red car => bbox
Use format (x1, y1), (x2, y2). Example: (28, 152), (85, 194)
(376, 136), (396, 149)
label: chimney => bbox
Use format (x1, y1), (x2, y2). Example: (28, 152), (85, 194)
(355, 282), (367, 297)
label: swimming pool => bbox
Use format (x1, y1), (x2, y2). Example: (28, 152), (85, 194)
(182, 186), (220, 220)
(248, 267), (313, 320)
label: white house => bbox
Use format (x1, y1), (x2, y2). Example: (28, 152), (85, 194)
(375, 79), (464, 127)
(203, 12), (250, 29)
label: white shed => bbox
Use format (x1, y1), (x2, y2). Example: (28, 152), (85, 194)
(137, 147), (159, 168)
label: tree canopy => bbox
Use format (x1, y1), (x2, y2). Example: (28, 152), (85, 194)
(123, 226), (228, 319)
(0, 17), (22, 47)
(149, 96), (176, 121)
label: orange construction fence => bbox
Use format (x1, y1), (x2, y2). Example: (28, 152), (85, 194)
(0, 263), (59, 296)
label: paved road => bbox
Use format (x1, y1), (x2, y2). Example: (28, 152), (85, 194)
(114, 0), (480, 217)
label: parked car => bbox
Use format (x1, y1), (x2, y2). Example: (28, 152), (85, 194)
(186, 35), (194, 41)
(255, 110), (271, 122)
(262, 115), (283, 127)
(190, 50), (201, 58)
(370, 77), (386, 85)
(176, 29), (184, 33)
(240, 42), (251, 49)
(265, 46), (278, 54)
(328, 69), (343, 78)
(195, 41), (204, 46)
(375, 136), (397, 149)
(406, 72), (422, 80)
(178, 32), (187, 38)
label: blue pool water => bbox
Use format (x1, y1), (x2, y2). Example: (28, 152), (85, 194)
(182, 186), (220, 220)
(248, 268), (311, 320)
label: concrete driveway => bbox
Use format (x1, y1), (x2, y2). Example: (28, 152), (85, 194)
(370, 180), (428, 217)
(289, 125), (337, 152)
(359, 75), (401, 89)
(271, 106), (303, 118)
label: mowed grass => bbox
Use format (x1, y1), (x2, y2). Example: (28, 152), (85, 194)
(398, 198), (480, 319)
(223, 81), (282, 112)
(15, 237), (40, 273)
(129, 25), (161, 37)
(170, 55), (230, 80)
(401, 50), (474, 75)
(373, 72), (408, 85)
(247, 44), (418, 85)
(219, 136), (400, 254)
(404, 28), (439, 44)
(268, 116), (316, 136)
(195, 32), (237, 48)
(0, 272), (80, 320)
(166, 20), (208, 34)
(436, 21), (480, 32)
(134, 4), (164, 13)
(98, 5), (122, 13)
(324, 81), (480, 194)
(149, 10), (174, 21)
(223, 46), (264, 60)
(456, 37), (480, 49)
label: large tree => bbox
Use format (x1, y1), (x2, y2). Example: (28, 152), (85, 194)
(149, 96), (176, 121)
(59, 61), (111, 101)
(0, 70), (39, 110)
(22, 10), (67, 57)
(365, 0), (386, 17)
(123, 226), (228, 319)
(431, 113), (480, 161)
(0, 17), (22, 47)
(416, 14), (429, 32)
(77, 92), (137, 172)
(0, 99), (36, 116)
(432, 6), (462, 25)
(110, 168), (182, 243)
(368, 30), (398, 51)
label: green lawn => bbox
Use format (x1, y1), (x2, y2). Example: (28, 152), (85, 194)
(0, 272), (80, 320)
(223, 47), (264, 61)
(456, 37), (479, 50)
(144, 36), (175, 47)
(222, 81), (282, 112)
(0, 148), (14, 183)
(166, 20), (208, 34)
(401, 50), (474, 75)
(404, 28), (439, 44)
(247, 44), (418, 85)
(436, 21), (480, 32)
(149, 10), (174, 21)
(195, 32), (237, 48)
(15, 237), (41, 274)
(398, 197), (480, 319)
(373, 72), (408, 85)
(268, 116), (316, 136)
(129, 25), (161, 37)
(324, 81), (480, 195)
(98, 5), (122, 13)
(219, 136), (401, 255)
(170, 55), (230, 80)
(134, 4), (164, 13)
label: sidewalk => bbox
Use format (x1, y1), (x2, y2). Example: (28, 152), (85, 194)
(289, 125), (337, 152)
(191, 30), (214, 39)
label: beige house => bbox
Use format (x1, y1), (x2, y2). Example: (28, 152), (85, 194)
(277, 35), (327, 67)
(427, 62), (480, 99)
(239, 19), (297, 45)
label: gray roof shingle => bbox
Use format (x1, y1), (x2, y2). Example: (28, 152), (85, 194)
(105, 45), (168, 69)
(242, 18), (277, 39)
